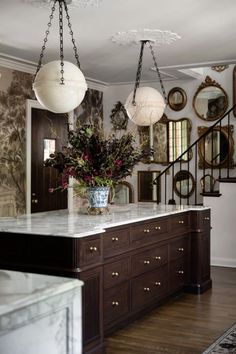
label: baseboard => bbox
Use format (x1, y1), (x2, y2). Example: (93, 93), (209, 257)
(211, 257), (236, 268)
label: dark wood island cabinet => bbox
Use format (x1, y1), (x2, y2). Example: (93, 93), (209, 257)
(0, 205), (212, 354)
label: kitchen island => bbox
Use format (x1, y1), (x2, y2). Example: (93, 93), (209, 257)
(0, 203), (212, 354)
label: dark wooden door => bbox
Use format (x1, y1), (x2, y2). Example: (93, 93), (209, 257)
(31, 108), (68, 213)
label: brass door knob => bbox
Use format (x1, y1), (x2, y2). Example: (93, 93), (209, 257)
(89, 246), (97, 252)
(155, 226), (161, 230)
(155, 256), (161, 260)
(178, 270), (184, 274)
(178, 248), (184, 252)
(204, 217), (210, 220)
(112, 301), (119, 307)
(144, 229), (150, 233)
(144, 287), (150, 292)
(112, 272), (119, 277)
(144, 260), (150, 264)
(112, 237), (119, 242)
(178, 220), (184, 224)
(155, 282), (161, 286)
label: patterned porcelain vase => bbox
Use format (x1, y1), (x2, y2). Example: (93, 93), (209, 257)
(87, 186), (110, 215)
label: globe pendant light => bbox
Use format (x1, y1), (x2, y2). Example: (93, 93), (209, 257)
(33, 0), (87, 113)
(124, 40), (167, 126)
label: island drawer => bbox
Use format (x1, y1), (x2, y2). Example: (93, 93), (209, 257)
(103, 228), (130, 258)
(131, 265), (168, 311)
(131, 245), (168, 277)
(191, 209), (211, 230)
(169, 236), (189, 261)
(104, 281), (130, 326)
(104, 258), (130, 289)
(130, 218), (169, 246)
(170, 213), (189, 233)
(169, 258), (189, 292)
(79, 236), (102, 267)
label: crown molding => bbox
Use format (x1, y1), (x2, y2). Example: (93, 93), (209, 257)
(0, 53), (36, 74)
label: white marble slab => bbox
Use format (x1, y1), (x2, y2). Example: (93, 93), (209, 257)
(0, 270), (83, 354)
(0, 203), (210, 238)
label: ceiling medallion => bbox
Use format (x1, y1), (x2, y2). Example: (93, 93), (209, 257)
(111, 29), (181, 46)
(211, 65), (229, 73)
(23, 0), (101, 8)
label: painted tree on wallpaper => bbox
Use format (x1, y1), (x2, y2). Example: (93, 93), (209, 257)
(0, 70), (34, 216)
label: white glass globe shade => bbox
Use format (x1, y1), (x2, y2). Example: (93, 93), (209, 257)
(33, 60), (88, 113)
(124, 86), (166, 126)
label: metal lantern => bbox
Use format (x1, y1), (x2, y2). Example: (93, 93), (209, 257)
(33, 0), (87, 113)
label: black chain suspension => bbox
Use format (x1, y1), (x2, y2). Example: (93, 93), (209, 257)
(132, 40), (146, 105)
(132, 40), (168, 106)
(148, 42), (168, 104)
(33, 0), (57, 81)
(63, 0), (81, 69)
(59, 0), (65, 85)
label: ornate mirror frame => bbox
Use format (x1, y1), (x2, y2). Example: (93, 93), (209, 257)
(168, 87), (187, 111)
(193, 76), (228, 121)
(200, 174), (216, 193)
(173, 170), (195, 199)
(138, 171), (161, 202)
(110, 181), (134, 204)
(138, 115), (192, 164)
(110, 101), (129, 131)
(198, 125), (234, 169)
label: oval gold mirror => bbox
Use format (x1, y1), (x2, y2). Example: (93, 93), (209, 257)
(173, 170), (195, 198)
(168, 87), (187, 111)
(198, 125), (234, 168)
(193, 76), (228, 121)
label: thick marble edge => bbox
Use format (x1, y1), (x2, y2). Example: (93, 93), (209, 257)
(0, 204), (210, 239)
(0, 272), (83, 317)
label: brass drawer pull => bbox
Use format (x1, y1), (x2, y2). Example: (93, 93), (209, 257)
(178, 220), (184, 224)
(89, 246), (97, 252)
(112, 301), (119, 307)
(155, 282), (161, 286)
(204, 217), (210, 220)
(144, 287), (150, 292)
(144, 229), (150, 233)
(112, 272), (119, 277)
(178, 270), (184, 274)
(178, 248), (184, 252)
(144, 260), (150, 264)
(155, 256), (161, 260)
(155, 226), (161, 230)
(112, 237), (119, 242)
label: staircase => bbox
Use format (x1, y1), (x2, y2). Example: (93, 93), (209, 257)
(153, 105), (236, 206)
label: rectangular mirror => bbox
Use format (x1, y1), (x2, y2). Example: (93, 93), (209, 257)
(138, 171), (161, 202)
(44, 139), (56, 161)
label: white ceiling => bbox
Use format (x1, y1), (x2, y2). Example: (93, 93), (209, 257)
(0, 0), (236, 85)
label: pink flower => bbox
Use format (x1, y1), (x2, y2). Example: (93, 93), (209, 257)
(48, 187), (54, 193)
(114, 159), (122, 167)
(84, 175), (92, 182)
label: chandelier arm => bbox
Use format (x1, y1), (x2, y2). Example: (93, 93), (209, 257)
(148, 42), (168, 104)
(132, 40), (146, 105)
(59, 0), (65, 85)
(33, 0), (57, 82)
(63, 0), (81, 69)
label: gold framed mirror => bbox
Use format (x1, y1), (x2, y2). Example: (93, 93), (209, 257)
(168, 87), (187, 111)
(138, 115), (192, 164)
(173, 170), (195, 199)
(193, 76), (228, 121)
(138, 171), (161, 202)
(198, 125), (234, 168)
(200, 174), (216, 193)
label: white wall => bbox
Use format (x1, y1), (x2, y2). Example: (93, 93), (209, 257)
(103, 65), (236, 204)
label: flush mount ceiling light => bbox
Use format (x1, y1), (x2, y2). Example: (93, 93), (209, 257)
(23, 0), (101, 8)
(112, 29), (181, 126)
(32, 0), (88, 113)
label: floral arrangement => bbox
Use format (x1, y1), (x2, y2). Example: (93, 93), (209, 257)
(44, 126), (152, 194)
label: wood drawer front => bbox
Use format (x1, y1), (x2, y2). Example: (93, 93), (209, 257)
(198, 210), (211, 230)
(104, 258), (129, 289)
(169, 258), (188, 292)
(80, 236), (102, 267)
(131, 245), (168, 277)
(131, 265), (168, 311)
(104, 281), (130, 325)
(103, 229), (130, 258)
(171, 213), (189, 232)
(130, 219), (169, 245)
(169, 237), (189, 261)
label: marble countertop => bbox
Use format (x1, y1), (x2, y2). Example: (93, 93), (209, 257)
(0, 203), (210, 238)
(0, 269), (83, 317)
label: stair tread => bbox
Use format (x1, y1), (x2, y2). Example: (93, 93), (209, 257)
(218, 178), (236, 183)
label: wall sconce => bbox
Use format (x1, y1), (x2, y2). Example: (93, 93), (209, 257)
(33, 0), (88, 113)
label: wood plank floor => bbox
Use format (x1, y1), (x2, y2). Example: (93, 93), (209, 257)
(105, 266), (236, 354)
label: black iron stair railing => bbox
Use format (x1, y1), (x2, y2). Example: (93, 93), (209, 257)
(153, 104), (236, 206)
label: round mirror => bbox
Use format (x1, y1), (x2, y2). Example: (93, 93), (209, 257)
(173, 170), (195, 198)
(198, 126), (234, 168)
(193, 76), (228, 121)
(168, 87), (187, 111)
